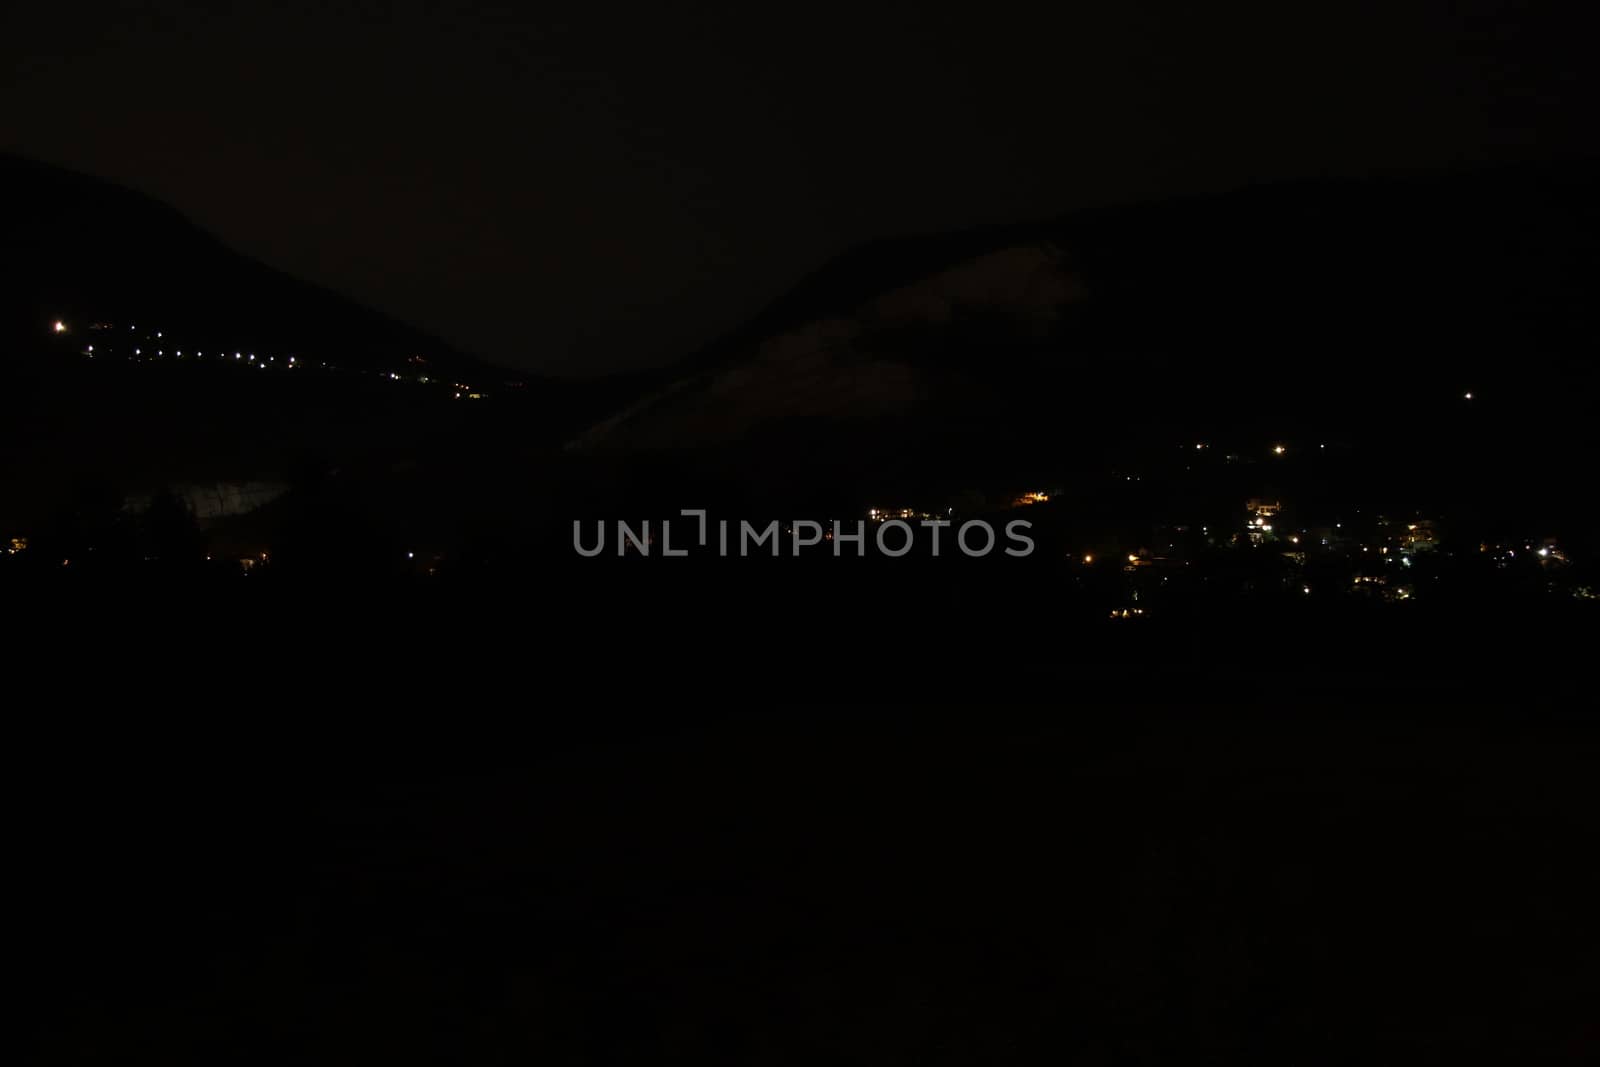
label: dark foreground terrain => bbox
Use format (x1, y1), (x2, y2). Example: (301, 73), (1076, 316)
(13, 589), (1600, 1064)
(15, 691), (1599, 1065)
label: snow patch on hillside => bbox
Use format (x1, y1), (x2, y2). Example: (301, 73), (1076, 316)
(569, 242), (1085, 451)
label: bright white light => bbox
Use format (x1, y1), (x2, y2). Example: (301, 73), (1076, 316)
(1464, 392), (1473, 400)
(53, 320), (66, 333)
(1272, 445), (1286, 455)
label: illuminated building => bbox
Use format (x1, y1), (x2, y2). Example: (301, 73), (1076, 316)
(1245, 499), (1282, 544)
(1402, 520), (1439, 553)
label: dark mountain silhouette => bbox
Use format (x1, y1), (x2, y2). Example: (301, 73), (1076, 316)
(0, 156), (644, 534)
(0, 153), (502, 382)
(572, 159), (1600, 474)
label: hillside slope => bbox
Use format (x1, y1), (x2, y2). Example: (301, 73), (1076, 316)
(570, 161), (1600, 462)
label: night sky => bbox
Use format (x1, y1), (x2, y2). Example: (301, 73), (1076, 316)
(4, 1), (1594, 376)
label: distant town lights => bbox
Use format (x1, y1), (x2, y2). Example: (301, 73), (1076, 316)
(1272, 444), (1287, 455)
